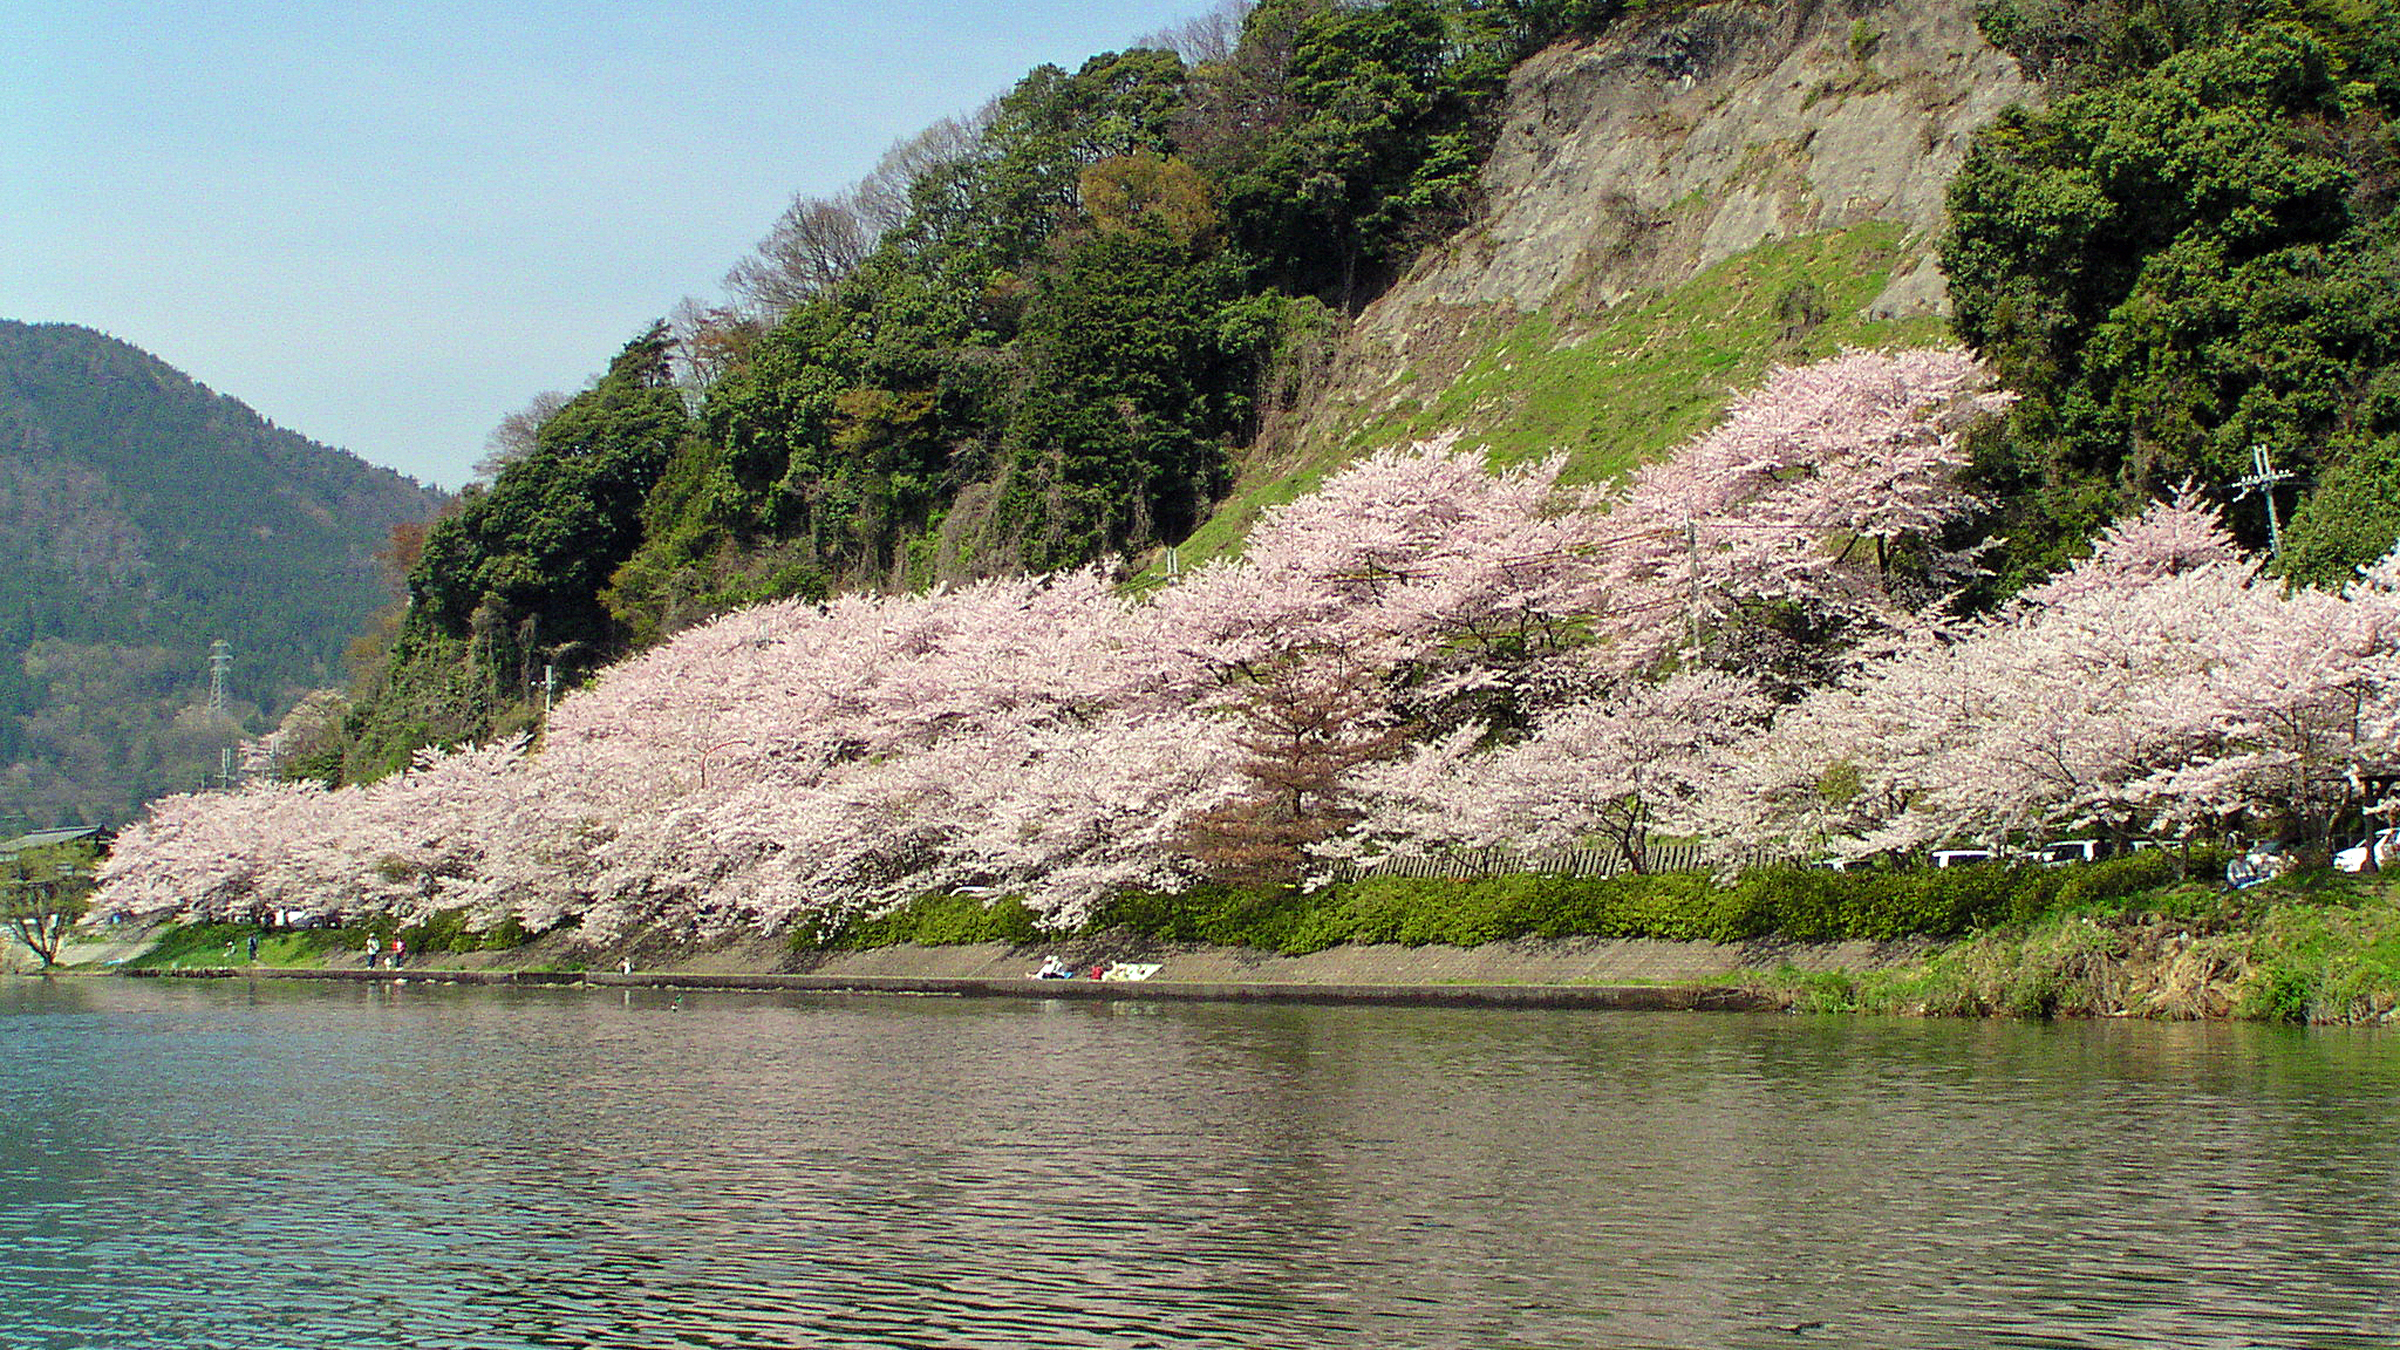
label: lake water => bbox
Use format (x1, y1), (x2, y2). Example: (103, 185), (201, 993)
(2, 978), (2396, 1349)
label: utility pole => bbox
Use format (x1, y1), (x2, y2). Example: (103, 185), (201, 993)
(542, 663), (557, 718)
(209, 641), (236, 792)
(2233, 444), (2298, 561)
(207, 639), (232, 712)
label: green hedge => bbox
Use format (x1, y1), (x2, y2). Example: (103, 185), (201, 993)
(792, 849), (2223, 954)
(1096, 849), (2218, 953)
(397, 907), (531, 954)
(804, 891), (1044, 951)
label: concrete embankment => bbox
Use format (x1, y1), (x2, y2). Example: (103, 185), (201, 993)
(106, 934), (1938, 1011)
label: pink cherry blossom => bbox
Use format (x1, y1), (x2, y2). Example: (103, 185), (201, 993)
(93, 348), (2044, 936)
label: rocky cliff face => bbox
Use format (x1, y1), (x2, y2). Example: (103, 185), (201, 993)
(1368, 0), (2034, 349)
(1174, 0), (2037, 554)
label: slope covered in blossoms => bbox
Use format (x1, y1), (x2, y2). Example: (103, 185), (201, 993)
(111, 346), (2398, 945)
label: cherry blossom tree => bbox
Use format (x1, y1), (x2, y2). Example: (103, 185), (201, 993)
(1148, 433), (1611, 719)
(1342, 669), (1767, 872)
(1595, 347), (2013, 684)
(1714, 493), (2400, 860)
(89, 347), (2030, 939)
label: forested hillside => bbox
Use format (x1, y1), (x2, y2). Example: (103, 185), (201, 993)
(0, 321), (444, 825)
(338, 0), (2400, 780)
(1947, 0), (2400, 589)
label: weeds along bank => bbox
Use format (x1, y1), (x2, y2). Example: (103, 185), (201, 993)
(1784, 869), (2400, 1026)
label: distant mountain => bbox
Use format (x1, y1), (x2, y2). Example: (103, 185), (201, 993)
(0, 320), (445, 826)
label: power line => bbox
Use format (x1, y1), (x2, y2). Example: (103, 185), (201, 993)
(2232, 444), (2299, 560)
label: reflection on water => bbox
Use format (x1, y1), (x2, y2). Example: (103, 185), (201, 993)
(2, 978), (2396, 1349)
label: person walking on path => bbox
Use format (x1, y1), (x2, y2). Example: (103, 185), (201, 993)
(247, 933), (259, 963)
(364, 937), (379, 970)
(391, 935), (405, 970)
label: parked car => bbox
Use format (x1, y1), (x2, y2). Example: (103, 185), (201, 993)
(1930, 848), (1996, 869)
(2035, 839), (2100, 866)
(2334, 828), (2400, 874)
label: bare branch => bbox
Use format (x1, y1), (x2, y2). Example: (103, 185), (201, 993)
(1138, 0), (1251, 66)
(475, 390), (571, 481)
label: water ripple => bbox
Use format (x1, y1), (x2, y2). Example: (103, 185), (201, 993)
(3, 981), (2397, 1348)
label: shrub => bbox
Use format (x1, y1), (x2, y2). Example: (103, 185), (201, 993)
(1084, 885), (1326, 950)
(397, 907), (536, 954)
(814, 850), (2239, 954)
(2053, 849), (2202, 910)
(1717, 864), (2020, 942)
(805, 891), (1045, 951)
(399, 908), (473, 953)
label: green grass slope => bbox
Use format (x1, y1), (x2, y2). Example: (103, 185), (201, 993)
(1171, 221), (1953, 571)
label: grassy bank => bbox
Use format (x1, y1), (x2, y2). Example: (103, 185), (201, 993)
(115, 909), (537, 971)
(1170, 222), (1950, 574)
(117, 923), (363, 971)
(1773, 869), (2400, 1024)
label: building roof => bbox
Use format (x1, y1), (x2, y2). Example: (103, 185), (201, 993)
(0, 826), (113, 858)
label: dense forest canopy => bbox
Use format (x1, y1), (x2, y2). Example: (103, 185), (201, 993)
(668, 0), (1597, 593)
(1944, 0), (2400, 587)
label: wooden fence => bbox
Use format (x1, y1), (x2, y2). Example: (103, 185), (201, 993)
(1331, 838), (1778, 882)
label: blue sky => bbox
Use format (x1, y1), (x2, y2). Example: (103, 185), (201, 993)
(2, 0), (1210, 488)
